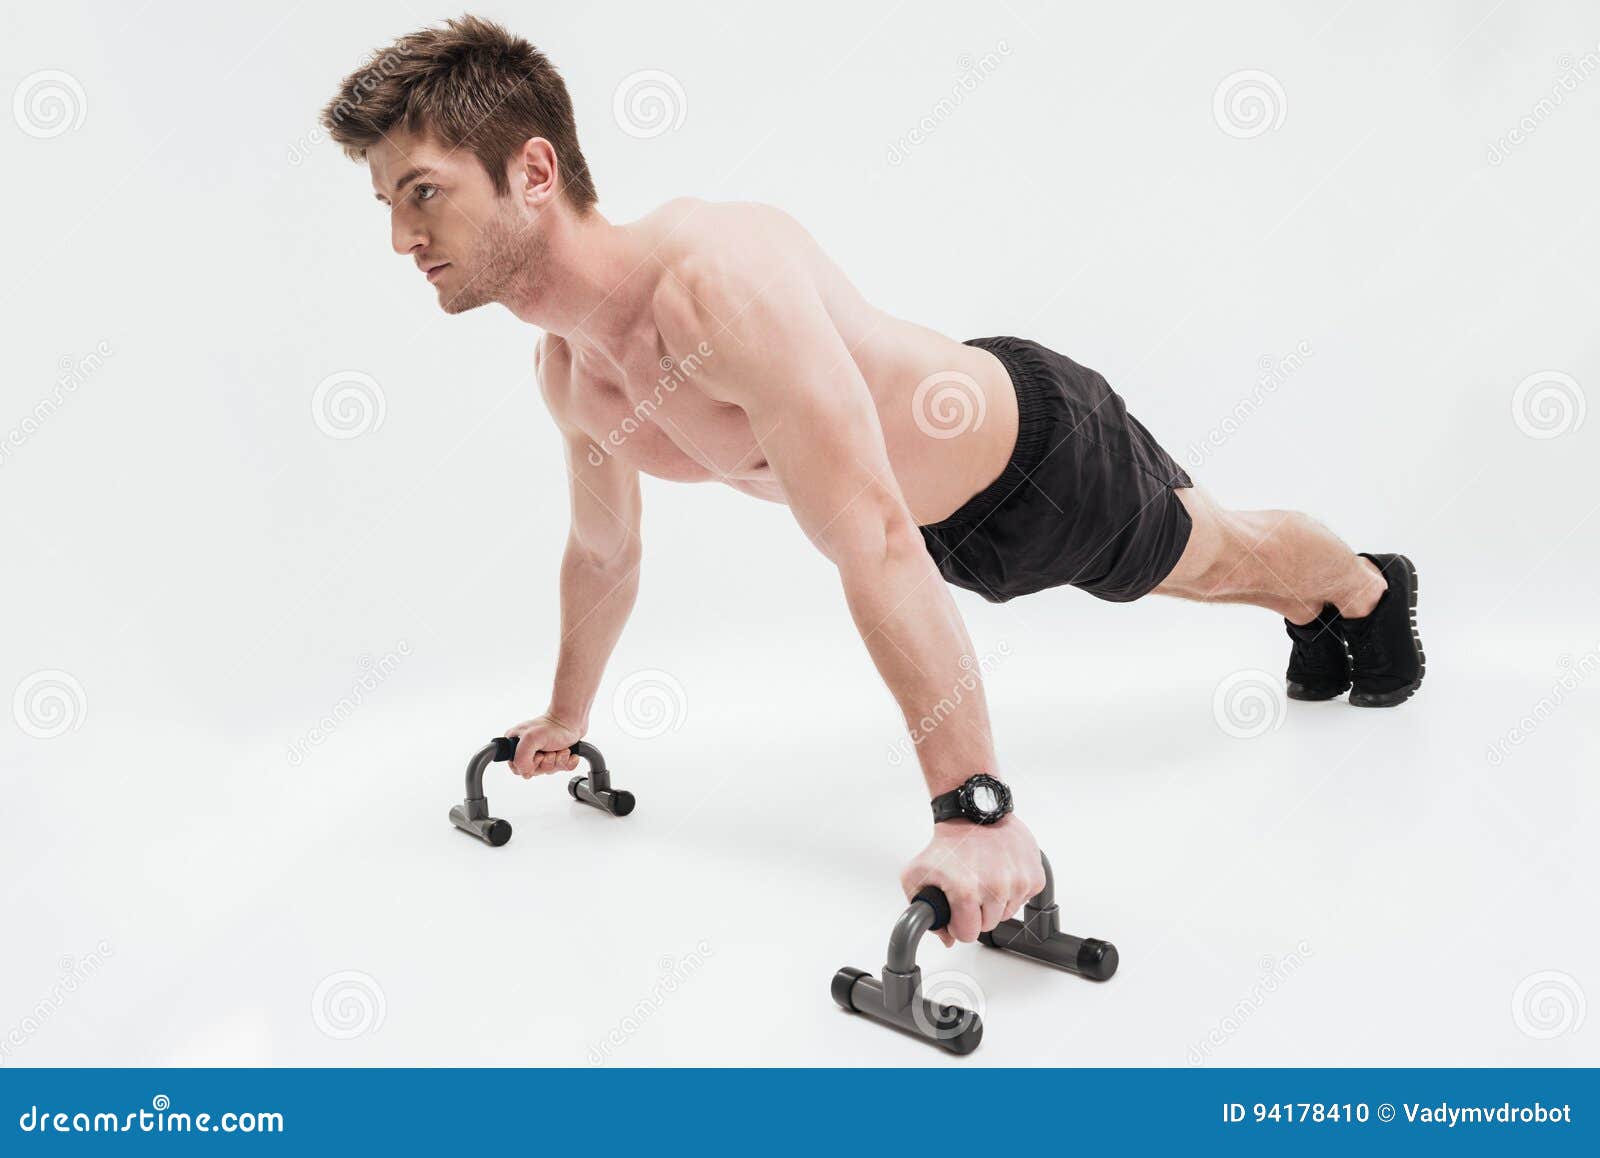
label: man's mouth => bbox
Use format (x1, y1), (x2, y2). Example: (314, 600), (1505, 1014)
(425, 262), (451, 283)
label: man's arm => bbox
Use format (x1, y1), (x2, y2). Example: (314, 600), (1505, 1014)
(506, 406), (643, 778)
(656, 253), (1044, 944)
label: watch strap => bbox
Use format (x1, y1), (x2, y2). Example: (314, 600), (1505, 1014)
(930, 788), (966, 823)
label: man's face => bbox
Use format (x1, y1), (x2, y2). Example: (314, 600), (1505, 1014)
(369, 128), (541, 314)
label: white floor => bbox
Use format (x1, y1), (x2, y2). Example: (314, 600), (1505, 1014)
(5, 596), (1594, 1068)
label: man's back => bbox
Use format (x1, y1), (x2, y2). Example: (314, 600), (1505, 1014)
(536, 197), (1019, 525)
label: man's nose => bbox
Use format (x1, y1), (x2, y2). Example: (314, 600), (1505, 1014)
(391, 210), (426, 257)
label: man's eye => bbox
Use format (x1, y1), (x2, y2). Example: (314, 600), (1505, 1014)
(415, 184), (439, 202)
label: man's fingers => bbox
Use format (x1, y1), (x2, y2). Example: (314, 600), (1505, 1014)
(978, 895), (1006, 936)
(1011, 890), (1032, 927)
(947, 888), (982, 943)
(1025, 867), (1046, 900)
(511, 747), (563, 778)
(1007, 876), (1033, 922)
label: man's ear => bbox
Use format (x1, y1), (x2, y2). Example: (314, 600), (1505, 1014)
(513, 136), (560, 208)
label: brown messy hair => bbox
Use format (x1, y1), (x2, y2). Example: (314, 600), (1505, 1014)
(320, 14), (597, 211)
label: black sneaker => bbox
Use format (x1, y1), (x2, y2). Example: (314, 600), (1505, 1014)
(1285, 603), (1350, 700)
(1340, 553), (1425, 707)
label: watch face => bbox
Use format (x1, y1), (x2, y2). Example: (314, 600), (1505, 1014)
(970, 782), (1001, 814)
(960, 774), (1011, 824)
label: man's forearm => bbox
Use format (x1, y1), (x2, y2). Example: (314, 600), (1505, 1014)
(547, 541), (641, 730)
(836, 529), (998, 798)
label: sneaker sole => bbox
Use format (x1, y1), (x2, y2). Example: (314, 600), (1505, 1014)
(1350, 554), (1425, 708)
(1287, 680), (1351, 701)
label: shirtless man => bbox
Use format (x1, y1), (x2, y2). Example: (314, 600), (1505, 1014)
(323, 17), (1425, 946)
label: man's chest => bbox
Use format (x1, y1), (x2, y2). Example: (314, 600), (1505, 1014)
(567, 362), (770, 484)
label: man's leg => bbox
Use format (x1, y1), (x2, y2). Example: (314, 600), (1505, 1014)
(1153, 486), (1385, 624)
(1152, 484), (1426, 706)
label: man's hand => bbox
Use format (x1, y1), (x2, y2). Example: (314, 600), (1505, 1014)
(900, 814), (1046, 948)
(503, 713), (584, 778)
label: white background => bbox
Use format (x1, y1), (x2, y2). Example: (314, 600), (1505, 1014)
(2, 0), (1595, 1066)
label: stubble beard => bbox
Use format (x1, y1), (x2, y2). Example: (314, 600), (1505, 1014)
(441, 207), (544, 315)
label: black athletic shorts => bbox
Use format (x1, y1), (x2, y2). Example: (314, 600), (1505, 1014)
(917, 335), (1194, 604)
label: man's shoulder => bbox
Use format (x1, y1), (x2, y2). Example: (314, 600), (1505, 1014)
(645, 198), (812, 280)
(648, 200), (816, 328)
(642, 195), (803, 239)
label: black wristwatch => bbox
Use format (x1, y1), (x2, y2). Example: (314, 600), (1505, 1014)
(930, 774), (1013, 825)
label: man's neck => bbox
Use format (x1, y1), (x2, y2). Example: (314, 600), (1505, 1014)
(498, 209), (659, 364)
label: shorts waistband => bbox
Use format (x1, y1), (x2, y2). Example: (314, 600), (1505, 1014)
(919, 336), (1054, 533)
